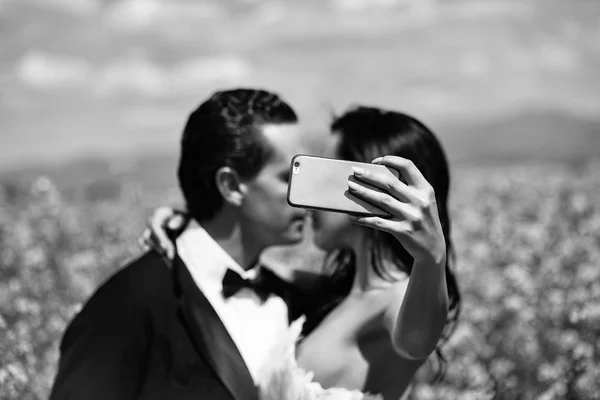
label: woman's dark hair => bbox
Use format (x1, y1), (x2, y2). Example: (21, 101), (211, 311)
(302, 105), (461, 381)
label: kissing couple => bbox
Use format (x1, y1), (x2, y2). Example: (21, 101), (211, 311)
(50, 88), (461, 400)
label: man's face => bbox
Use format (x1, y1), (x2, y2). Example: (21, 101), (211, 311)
(238, 123), (308, 247)
(310, 133), (358, 251)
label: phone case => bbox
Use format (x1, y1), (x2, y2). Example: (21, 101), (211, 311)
(287, 154), (400, 217)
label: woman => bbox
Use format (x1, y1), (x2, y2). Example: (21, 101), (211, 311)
(142, 106), (461, 399)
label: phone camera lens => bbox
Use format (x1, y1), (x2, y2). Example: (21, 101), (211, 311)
(294, 161), (300, 168)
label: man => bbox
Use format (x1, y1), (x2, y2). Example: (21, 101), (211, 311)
(50, 89), (310, 400)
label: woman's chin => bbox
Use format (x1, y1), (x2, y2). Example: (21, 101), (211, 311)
(312, 230), (324, 248)
(312, 232), (333, 252)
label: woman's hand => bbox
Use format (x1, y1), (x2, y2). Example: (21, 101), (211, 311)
(347, 156), (446, 268)
(138, 206), (189, 260)
(347, 156), (450, 359)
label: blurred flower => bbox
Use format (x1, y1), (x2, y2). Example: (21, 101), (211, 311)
(3, 162), (600, 399)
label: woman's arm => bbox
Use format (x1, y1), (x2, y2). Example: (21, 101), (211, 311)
(139, 206), (189, 260)
(347, 156), (449, 360)
(383, 259), (448, 360)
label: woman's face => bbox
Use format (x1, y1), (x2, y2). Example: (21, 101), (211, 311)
(310, 133), (359, 251)
(311, 209), (356, 251)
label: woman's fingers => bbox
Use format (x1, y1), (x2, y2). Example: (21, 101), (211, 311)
(372, 156), (430, 190)
(148, 206), (178, 259)
(348, 156), (446, 266)
(138, 229), (171, 259)
(167, 213), (187, 231)
(350, 167), (414, 202)
(347, 180), (420, 221)
(138, 229), (152, 251)
(348, 215), (413, 236)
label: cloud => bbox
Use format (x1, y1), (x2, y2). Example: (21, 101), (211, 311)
(15, 50), (251, 97)
(0, 0), (13, 12)
(94, 57), (167, 97)
(332, 0), (435, 12)
(122, 107), (180, 130)
(448, 1), (532, 20)
(26, 0), (101, 16)
(93, 55), (252, 98)
(105, 0), (222, 32)
(16, 52), (93, 89)
(536, 42), (580, 72)
(169, 56), (252, 90)
(255, 2), (287, 24)
(503, 42), (581, 75)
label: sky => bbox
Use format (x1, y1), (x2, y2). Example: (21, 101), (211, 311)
(1, 0), (599, 170)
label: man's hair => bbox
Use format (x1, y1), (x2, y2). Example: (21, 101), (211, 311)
(178, 88), (298, 222)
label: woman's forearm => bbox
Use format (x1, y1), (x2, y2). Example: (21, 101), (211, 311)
(391, 258), (449, 360)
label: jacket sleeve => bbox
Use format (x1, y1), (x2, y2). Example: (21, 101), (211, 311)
(49, 273), (152, 400)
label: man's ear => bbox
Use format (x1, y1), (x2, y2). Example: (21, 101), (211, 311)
(215, 166), (247, 207)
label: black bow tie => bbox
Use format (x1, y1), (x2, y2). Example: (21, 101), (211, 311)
(221, 268), (281, 302)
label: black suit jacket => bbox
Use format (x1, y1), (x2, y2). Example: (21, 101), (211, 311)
(50, 252), (306, 400)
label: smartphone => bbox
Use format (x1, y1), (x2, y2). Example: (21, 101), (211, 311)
(287, 154), (400, 217)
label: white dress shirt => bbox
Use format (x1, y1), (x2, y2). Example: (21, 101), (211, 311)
(176, 221), (290, 383)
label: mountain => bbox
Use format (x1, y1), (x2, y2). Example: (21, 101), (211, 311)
(2, 110), (598, 200)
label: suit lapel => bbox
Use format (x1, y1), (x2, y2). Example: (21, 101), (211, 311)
(173, 256), (258, 400)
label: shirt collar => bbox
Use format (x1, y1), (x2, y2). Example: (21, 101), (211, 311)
(176, 220), (261, 289)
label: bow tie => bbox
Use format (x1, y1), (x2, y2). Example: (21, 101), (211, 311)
(221, 268), (281, 302)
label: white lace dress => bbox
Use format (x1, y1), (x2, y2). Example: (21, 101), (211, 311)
(257, 317), (383, 400)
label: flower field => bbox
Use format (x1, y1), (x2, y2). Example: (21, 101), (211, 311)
(1, 160), (599, 400)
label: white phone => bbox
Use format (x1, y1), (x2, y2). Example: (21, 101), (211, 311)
(287, 154), (400, 217)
